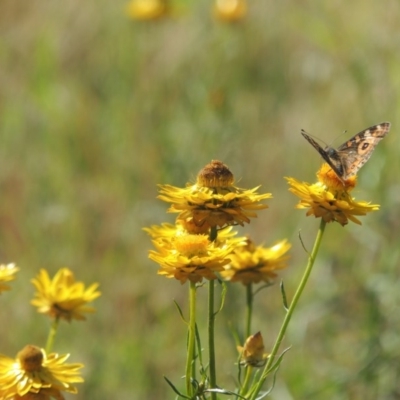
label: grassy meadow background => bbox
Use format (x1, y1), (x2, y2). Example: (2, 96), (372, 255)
(1, 1), (400, 399)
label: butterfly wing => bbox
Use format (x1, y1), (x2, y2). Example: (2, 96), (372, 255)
(301, 130), (344, 178)
(336, 122), (390, 179)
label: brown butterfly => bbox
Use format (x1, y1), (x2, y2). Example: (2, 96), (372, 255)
(301, 122), (390, 181)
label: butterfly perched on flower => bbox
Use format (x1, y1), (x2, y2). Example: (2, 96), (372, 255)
(301, 122), (390, 181)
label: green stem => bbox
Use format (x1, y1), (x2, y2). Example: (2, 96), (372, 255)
(239, 365), (253, 397)
(185, 281), (197, 397)
(248, 219), (326, 399)
(245, 284), (253, 338)
(208, 279), (217, 400)
(45, 317), (59, 354)
(207, 226), (218, 399)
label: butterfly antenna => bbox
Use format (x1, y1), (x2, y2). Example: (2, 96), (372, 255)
(334, 129), (348, 145)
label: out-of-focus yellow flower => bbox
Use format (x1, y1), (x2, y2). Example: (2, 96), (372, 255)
(237, 332), (269, 367)
(287, 163), (380, 226)
(221, 237), (291, 285)
(31, 269), (101, 322)
(148, 229), (243, 284)
(213, 0), (247, 22)
(158, 160), (271, 228)
(0, 345), (83, 400)
(125, 0), (169, 20)
(0, 263), (19, 294)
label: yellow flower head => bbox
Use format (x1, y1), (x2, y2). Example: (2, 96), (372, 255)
(158, 160), (271, 229)
(125, 0), (169, 20)
(0, 345), (83, 400)
(213, 0), (247, 22)
(237, 332), (269, 368)
(145, 219), (245, 284)
(31, 269), (101, 322)
(0, 263), (19, 294)
(287, 163), (380, 226)
(220, 237), (291, 285)
(148, 230), (242, 284)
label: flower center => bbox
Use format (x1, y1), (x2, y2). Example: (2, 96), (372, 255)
(197, 160), (234, 188)
(17, 345), (44, 372)
(174, 235), (210, 258)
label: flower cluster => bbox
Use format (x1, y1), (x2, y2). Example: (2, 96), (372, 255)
(0, 267), (100, 399)
(143, 146), (385, 398)
(145, 160), (278, 285)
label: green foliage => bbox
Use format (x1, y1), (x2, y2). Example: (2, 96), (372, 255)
(1, 1), (399, 399)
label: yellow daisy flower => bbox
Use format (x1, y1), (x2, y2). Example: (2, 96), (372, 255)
(0, 263), (19, 294)
(220, 237), (291, 285)
(31, 269), (101, 322)
(125, 0), (168, 20)
(149, 230), (242, 284)
(287, 163), (380, 226)
(158, 160), (271, 228)
(0, 345), (83, 400)
(213, 0), (247, 22)
(237, 332), (269, 368)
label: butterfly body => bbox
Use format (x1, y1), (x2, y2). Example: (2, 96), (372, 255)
(301, 122), (390, 181)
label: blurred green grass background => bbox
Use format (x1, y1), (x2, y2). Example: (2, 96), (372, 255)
(1, 1), (400, 399)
